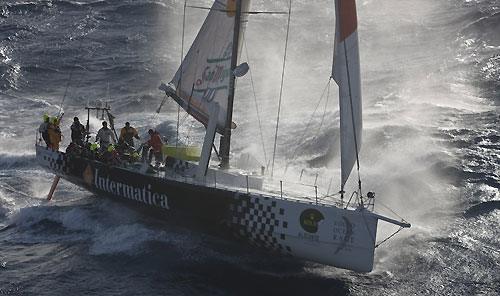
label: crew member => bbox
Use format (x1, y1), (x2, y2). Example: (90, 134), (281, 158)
(96, 121), (116, 148)
(129, 151), (140, 163)
(116, 138), (129, 154)
(80, 142), (91, 159)
(142, 129), (163, 163)
(90, 142), (99, 160)
(70, 117), (86, 145)
(105, 144), (120, 165)
(66, 142), (80, 156)
(47, 116), (62, 150)
(119, 122), (140, 147)
(38, 114), (51, 147)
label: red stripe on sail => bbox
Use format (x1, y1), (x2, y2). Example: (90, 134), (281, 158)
(338, 0), (358, 42)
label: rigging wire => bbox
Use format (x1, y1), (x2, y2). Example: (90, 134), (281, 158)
(365, 197), (409, 248)
(313, 79), (331, 139)
(66, 73), (85, 111)
(375, 227), (404, 248)
(271, 0), (292, 178)
(147, 95), (168, 128)
(375, 199), (410, 223)
(177, 0), (188, 147)
(243, 38), (268, 169)
(57, 34), (87, 118)
(283, 78), (332, 174)
(183, 116), (196, 146)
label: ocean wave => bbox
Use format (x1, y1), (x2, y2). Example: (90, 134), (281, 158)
(6, 201), (185, 255)
(10, 205), (57, 228)
(0, 0), (106, 16)
(0, 45), (22, 91)
(480, 54), (500, 95)
(459, 11), (500, 46)
(0, 153), (35, 170)
(103, 1), (175, 17)
(88, 223), (165, 255)
(464, 200), (500, 218)
(21, 65), (68, 80)
(0, 2), (53, 17)
(0, 63), (22, 91)
(0, 202), (7, 221)
(0, 22), (40, 41)
(456, 9), (500, 100)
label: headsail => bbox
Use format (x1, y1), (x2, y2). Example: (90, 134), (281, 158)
(332, 0), (362, 189)
(164, 0), (251, 134)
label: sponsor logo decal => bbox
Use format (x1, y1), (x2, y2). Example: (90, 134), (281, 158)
(194, 43), (232, 102)
(334, 216), (354, 254)
(299, 208), (324, 233)
(93, 168), (169, 209)
(298, 232), (320, 242)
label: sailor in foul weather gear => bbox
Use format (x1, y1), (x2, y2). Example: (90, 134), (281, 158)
(105, 144), (120, 165)
(80, 142), (91, 159)
(119, 122), (140, 147)
(39, 114), (51, 147)
(66, 142), (80, 156)
(129, 151), (140, 163)
(142, 129), (163, 163)
(90, 142), (99, 160)
(70, 117), (86, 145)
(96, 121), (116, 148)
(48, 116), (62, 150)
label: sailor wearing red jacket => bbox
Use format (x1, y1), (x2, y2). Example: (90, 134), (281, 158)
(147, 129), (162, 151)
(143, 129), (163, 163)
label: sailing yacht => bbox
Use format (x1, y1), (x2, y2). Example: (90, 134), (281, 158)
(35, 0), (410, 272)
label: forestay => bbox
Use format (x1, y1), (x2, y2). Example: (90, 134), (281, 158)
(332, 0), (362, 189)
(167, 0), (251, 134)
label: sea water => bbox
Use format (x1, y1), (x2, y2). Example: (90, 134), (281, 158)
(0, 0), (498, 295)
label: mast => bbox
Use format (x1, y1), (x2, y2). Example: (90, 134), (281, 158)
(220, 0), (242, 169)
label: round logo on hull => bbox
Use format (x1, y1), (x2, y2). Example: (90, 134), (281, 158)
(299, 209), (324, 233)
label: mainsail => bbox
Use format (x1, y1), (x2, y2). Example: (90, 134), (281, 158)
(332, 0), (362, 189)
(165, 0), (251, 134)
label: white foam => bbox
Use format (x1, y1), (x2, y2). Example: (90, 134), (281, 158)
(89, 223), (162, 255)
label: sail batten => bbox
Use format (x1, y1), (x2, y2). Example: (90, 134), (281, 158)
(332, 0), (362, 189)
(166, 0), (251, 134)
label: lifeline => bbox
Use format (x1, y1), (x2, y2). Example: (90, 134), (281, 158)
(94, 168), (169, 209)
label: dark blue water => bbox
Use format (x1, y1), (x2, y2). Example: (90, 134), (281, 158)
(1, 0), (499, 295)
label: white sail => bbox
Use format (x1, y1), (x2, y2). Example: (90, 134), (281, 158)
(167, 0), (251, 134)
(332, 0), (362, 189)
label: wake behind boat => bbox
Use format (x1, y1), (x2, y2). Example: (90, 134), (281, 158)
(35, 0), (410, 272)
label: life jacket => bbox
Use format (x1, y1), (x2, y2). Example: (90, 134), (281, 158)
(48, 123), (61, 150)
(120, 126), (138, 145)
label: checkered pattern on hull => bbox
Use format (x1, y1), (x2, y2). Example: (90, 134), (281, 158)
(164, 156), (191, 172)
(40, 147), (70, 175)
(228, 193), (292, 253)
